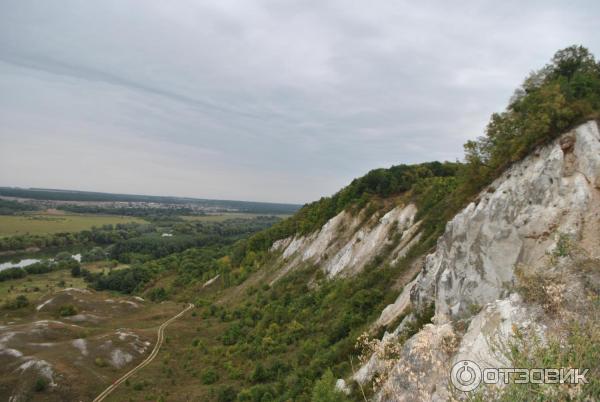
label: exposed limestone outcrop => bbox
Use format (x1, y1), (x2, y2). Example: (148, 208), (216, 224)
(413, 120), (600, 321)
(270, 204), (420, 280)
(353, 120), (600, 400)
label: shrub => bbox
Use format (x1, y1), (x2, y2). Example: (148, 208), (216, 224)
(147, 287), (168, 302)
(94, 357), (107, 367)
(34, 377), (48, 392)
(55, 251), (74, 262)
(71, 264), (81, 277)
(0, 267), (26, 282)
(59, 304), (78, 317)
(4, 295), (29, 310)
(200, 368), (219, 385)
(311, 369), (349, 402)
(217, 385), (238, 402)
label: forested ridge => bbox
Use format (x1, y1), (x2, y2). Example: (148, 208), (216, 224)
(232, 45), (600, 268)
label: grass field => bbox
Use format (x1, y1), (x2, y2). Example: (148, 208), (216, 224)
(0, 261), (127, 305)
(0, 213), (146, 237)
(181, 212), (291, 222)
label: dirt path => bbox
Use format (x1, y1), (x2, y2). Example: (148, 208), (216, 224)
(92, 303), (194, 402)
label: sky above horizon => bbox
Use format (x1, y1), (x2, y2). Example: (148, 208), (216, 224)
(1, 1), (599, 204)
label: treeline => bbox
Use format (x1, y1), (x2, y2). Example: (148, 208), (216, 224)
(232, 45), (600, 265)
(0, 187), (301, 214)
(415, 45), (600, 244)
(463, 45), (600, 186)
(109, 234), (224, 262)
(231, 161), (459, 266)
(82, 218), (282, 293)
(57, 204), (199, 218)
(84, 245), (231, 294)
(109, 217), (280, 263)
(84, 266), (153, 294)
(0, 222), (152, 252)
(0, 199), (39, 215)
(0, 258), (80, 282)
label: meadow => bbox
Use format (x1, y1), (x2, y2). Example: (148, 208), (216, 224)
(0, 261), (129, 306)
(0, 213), (146, 237)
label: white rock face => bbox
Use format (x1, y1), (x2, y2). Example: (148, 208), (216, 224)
(375, 277), (417, 328)
(413, 120), (600, 321)
(366, 121), (600, 400)
(453, 293), (543, 369)
(272, 204), (419, 279)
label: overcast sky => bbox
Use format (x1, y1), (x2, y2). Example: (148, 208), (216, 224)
(0, 1), (598, 204)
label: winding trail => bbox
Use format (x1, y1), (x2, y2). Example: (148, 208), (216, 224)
(93, 303), (194, 402)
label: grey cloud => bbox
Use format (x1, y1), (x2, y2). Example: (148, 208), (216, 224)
(0, 0), (599, 203)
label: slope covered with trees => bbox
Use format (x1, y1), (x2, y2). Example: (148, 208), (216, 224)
(233, 45), (600, 269)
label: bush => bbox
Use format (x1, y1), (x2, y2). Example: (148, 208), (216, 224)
(71, 264), (81, 277)
(81, 246), (106, 262)
(34, 377), (48, 392)
(55, 251), (74, 262)
(311, 369), (349, 402)
(4, 295), (29, 310)
(147, 287), (167, 302)
(217, 385), (238, 402)
(59, 304), (78, 317)
(94, 357), (107, 367)
(0, 267), (26, 282)
(200, 368), (219, 385)
(85, 266), (152, 294)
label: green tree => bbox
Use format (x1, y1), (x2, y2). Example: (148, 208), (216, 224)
(71, 264), (81, 277)
(311, 369), (348, 402)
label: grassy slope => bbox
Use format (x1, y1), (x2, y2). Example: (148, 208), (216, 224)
(0, 264), (184, 402)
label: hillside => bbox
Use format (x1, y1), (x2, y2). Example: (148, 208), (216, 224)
(1, 46), (599, 402)
(195, 45), (600, 401)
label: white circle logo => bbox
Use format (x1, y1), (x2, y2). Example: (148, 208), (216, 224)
(450, 360), (482, 392)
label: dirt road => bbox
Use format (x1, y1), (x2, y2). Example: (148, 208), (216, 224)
(92, 303), (194, 402)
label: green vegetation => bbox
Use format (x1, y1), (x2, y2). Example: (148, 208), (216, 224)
(3, 294), (29, 310)
(57, 204), (200, 218)
(0, 187), (301, 214)
(233, 161), (459, 266)
(158, 45), (597, 401)
(85, 266), (153, 293)
(312, 369), (350, 402)
(233, 45), (600, 267)
(0, 258), (80, 282)
(0, 199), (39, 215)
(463, 46), (600, 186)
(182, 213), (290, 222)
(470, 316), (600, 401)
(0, 267), (88, 306)
(34, 377), (48, 392)
(58, 304), (78, 317)
(0, 45), (598, 401)
(185, 251), (426, 402)
(80, 217), (281, 293)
